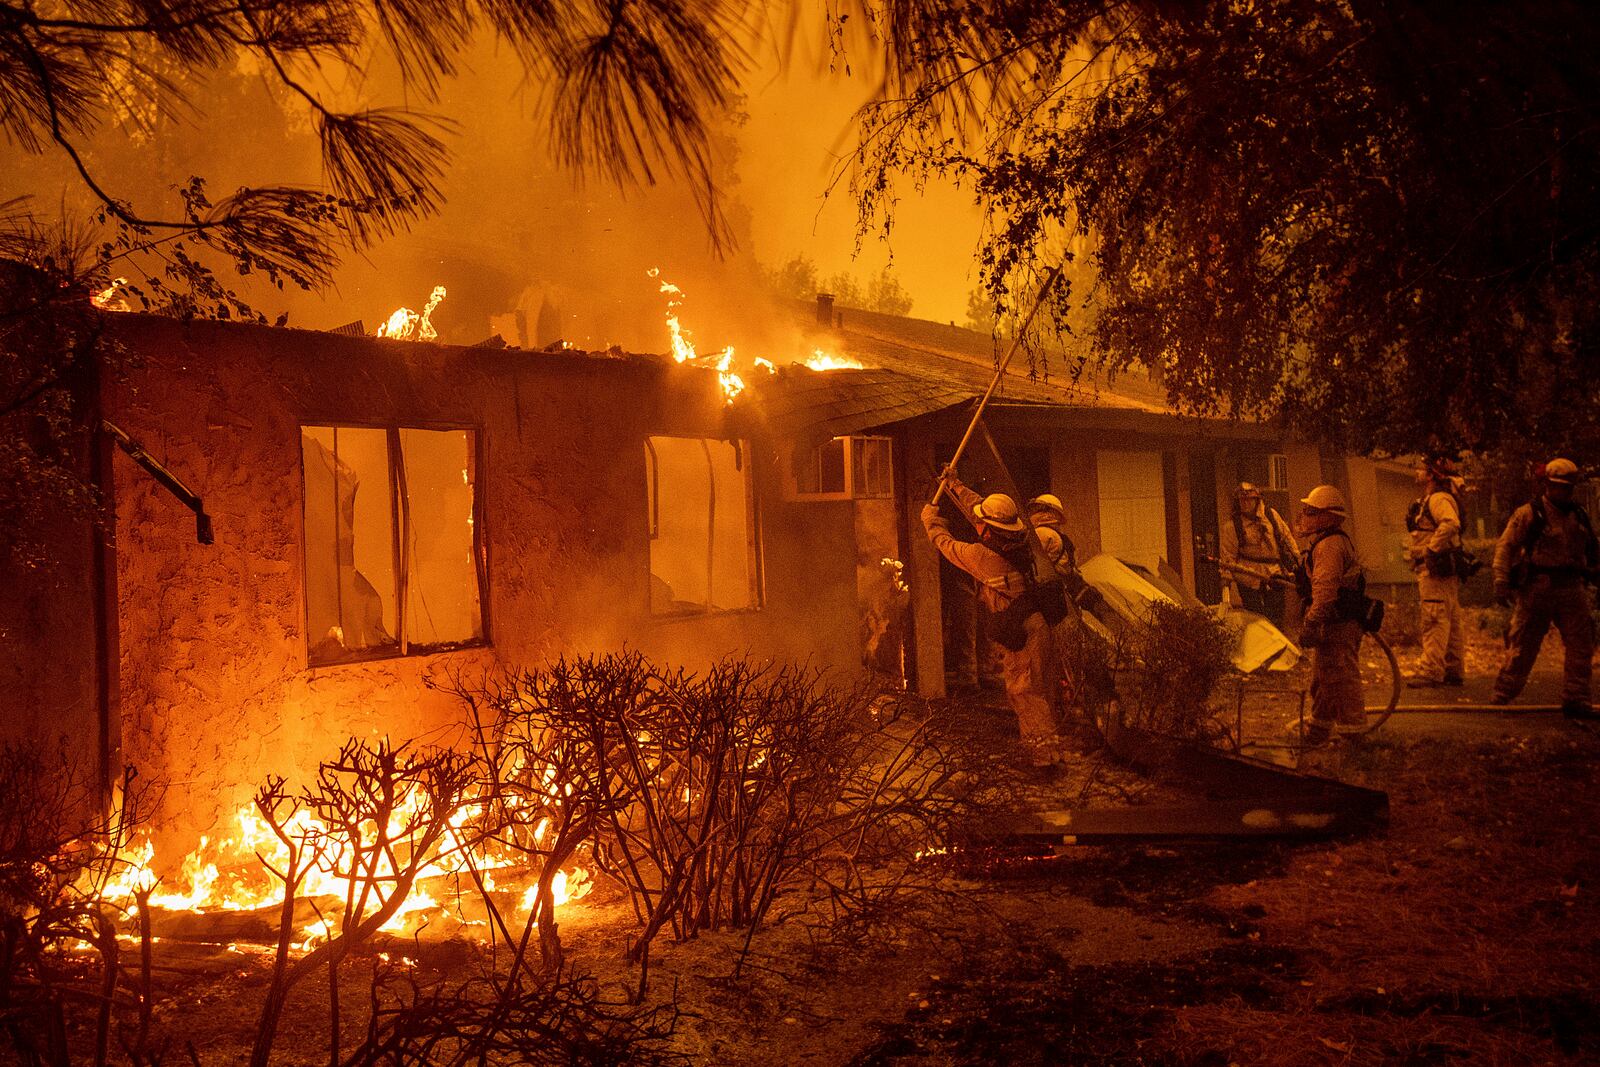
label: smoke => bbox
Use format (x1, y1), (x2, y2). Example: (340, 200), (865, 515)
(3, 23), (983, 353)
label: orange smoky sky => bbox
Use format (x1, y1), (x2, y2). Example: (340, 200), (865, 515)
(738, 40), (985, 326)
(5, 19), (985, 349)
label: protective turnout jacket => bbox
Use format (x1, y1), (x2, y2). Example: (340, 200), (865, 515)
(1221, 505), (1300, 588)
(1408, 488), (1461, 570)
(1493, 497), (1597, 587)
(1303, 525), (1362, 628)
(920, 482), (1030, 614)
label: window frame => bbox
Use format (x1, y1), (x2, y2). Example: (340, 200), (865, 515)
(1267, 453), (1290, 492)
(790, 435), (896, 501)
(644, 434), (766, 618)
(298, 420), (491, 669)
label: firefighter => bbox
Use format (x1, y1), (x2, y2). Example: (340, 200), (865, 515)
(1490, 458), (1598, 720)
(1296, 485), (1368, 743)
(1037, 527), (1069, 578)
(1027, 494), (1076, 570)
(1219, 482), (1300, 626)
(923, 475), (1063, 764)
(1405, 456), (1466, 688)
(1033, 504), (1096, 609)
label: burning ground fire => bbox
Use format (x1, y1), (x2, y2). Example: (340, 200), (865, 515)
(648, 268), (866, 400)
(96, 791), (592, 954)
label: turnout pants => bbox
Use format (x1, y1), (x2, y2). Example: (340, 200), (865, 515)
(1000, 612), (1062, 757)
(1237, 583), (1287, 628)
(1416, 573), (1464, 682)
(1493, 577), (1595, 705)
(1309, 620), (1366, 739)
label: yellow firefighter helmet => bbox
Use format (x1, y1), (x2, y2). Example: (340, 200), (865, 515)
(1300, 484), (1347, 514)
(1543, 457), (1580, 485)
(974, 493), (1026, 532)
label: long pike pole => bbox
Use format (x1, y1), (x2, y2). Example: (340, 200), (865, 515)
(929, 262), (1066, 507)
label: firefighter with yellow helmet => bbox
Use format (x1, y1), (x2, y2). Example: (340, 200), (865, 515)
(1220, 481), (1300, 627)
(923, 476), (1065, 765)
(1296, 484), (1369, 742)
(1491, 458), (1598, 720)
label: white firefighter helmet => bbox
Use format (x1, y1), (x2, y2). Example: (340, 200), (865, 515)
(1036, 526), (1064, 562)
(974, 493), (1026, 532)
(1027, 493), (1066, 523)
(1543, 457), (1581, 485)
(1300, 484), (1348, 514)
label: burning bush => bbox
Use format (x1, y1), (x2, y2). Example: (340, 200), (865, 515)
(2, 656), (993, 1062)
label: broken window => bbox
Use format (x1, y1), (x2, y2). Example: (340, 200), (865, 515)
(646, 436), (762, 615)
(793, 436), (894, 499)
(301, 426), (485, 666)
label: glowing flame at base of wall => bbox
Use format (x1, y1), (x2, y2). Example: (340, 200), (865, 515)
(96, 798), (592, 952)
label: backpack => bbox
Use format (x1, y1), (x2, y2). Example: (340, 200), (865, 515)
(1510, 499), (1598, 589)
(986, 542), (1070, 652)
(1296, 529), (1386, 634)
(1407, 489), (1482, 579)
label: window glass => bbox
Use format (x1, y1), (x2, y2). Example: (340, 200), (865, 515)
(796, 438), (847, 495)
(302, 427), (398, 663)
(398, 429), (482, 647)
(647, 437), (760, 615)
(852, 438), (894, 498)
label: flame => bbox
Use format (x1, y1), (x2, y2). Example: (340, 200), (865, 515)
(650, 270), (772, 403)
(91, 277), (132, 312)
(96, 784), (592, 951)
(376, 285), (446, 341)
(803, 349), (864, 371)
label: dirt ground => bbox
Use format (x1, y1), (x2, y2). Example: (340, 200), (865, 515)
(42, 621), (1600, 1065)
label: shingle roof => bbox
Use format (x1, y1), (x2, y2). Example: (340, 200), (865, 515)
(752, 366), (972, 446)
(744, 301), (1182, 445)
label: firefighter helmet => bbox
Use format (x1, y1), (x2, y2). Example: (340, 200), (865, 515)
(1543, 457), (1580, 485)
(974, 493), (1026, 532)
(1036, 526), (1064, 562)
(1027, 493), (1066, 523)
(1300, 484), (1347, 514)
(1425, 454), (1459, 478)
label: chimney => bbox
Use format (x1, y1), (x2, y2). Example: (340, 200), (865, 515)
(816, 292), (835, 326)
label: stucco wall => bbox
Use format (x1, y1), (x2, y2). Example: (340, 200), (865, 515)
(102, 317), (858, 855)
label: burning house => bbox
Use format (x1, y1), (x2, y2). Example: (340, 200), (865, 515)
(2, 311), (866, 865)
(2, 290), (1398, 877)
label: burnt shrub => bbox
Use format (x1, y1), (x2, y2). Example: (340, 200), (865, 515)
(448, 653), (987, 997)
(0, 743), (147, 1067)
(1062, 601), (1236, 744)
